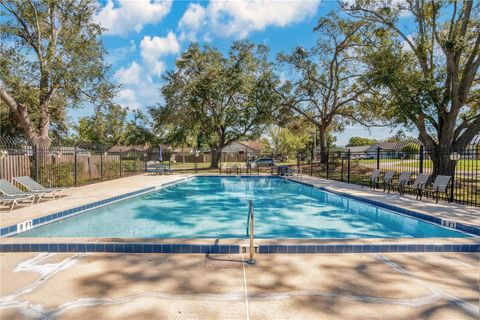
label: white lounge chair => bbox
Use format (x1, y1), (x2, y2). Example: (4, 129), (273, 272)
(0, 179), (50, 203)
(13, 176), (72, 198)
(0, 194), (35, 211)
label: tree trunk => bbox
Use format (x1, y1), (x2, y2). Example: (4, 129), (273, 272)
(429, 149), (455, 178)
(318, 127), (328, 164)
(210, 148), (221, 169)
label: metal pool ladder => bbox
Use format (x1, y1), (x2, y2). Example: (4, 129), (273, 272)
(246, 199), (256, 264)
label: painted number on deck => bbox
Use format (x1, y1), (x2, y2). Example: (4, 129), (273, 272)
(17, 220), (33, 233)
(442, 220), (456, 229)
(241, 246), (259, 254)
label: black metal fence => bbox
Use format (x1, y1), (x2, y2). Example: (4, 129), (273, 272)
(302, 146), (479, 207)
(0, 145), (146, 188)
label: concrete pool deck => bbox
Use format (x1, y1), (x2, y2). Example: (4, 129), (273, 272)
(1, 251), (478, 319)
(1, 174), (478, 319)
(288, 175), (480, 229)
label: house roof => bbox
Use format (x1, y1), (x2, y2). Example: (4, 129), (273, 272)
(108, 145), (150, 153)
(469, 135), (480, 145)
(347, 145), (375, 153)
(378, 139), (421, 150)
(238, 140), (263, 151)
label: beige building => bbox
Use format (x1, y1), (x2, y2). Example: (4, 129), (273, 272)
(221, 140), (263, 159)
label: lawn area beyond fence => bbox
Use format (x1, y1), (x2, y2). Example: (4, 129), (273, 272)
(303, 147), (479, 207)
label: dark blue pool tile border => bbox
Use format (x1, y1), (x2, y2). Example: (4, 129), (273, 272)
(0, 243), (240, 254)
(258, 243), (480, 254)
(1, 242), (478, 253)
(1, 186), (156, 237)
(285, 178), (480, 237)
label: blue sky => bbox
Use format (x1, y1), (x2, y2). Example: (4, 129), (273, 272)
(71, 0), (414, 146)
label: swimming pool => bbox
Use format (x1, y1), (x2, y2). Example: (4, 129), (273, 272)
(16, 176), (468, 239)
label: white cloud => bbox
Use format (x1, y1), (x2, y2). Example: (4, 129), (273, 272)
(178, 0), (321, 40)
(113, 32), (181, 109)
(140, 32), (180, 77)
(114, 61), (142, 85)
(209, 0), (321, 38)
(95, 0), (172, 36)
(115, 73), (160, 110)
(178, 3), (207, 41)
(117, 88), (139, 108)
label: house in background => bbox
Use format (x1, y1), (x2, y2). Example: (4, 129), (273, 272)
(107, 145), (150, 154)
(466, 134), (480, 159)
(221, 140), (263, 160)
(346, 145), (379, 158)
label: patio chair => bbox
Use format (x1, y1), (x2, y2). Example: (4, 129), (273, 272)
(423, 175), (452, 203)
(158, 164), (173, 175)
(361, 169), (381, 189)
(0, 179), (49, 203)
(385, 171), (413, 194)
(0, 194), (35, 211)
(286, 166), (301, 177)
(13, 176), (72, 198)
(379, 170), (396, 192)
(145, 162), (162, 175)
(402, 173), (430, 199)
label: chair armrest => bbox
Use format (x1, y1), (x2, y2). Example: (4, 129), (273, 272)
(417, 183), (427, 189)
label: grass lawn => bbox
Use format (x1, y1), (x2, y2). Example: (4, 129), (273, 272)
(354, 159), (479, 171)
(398, 159), (479, 170)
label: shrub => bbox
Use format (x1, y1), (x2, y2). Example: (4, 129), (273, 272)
(39, 162), (84, 187)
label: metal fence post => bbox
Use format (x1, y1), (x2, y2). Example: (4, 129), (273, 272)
(296, 151), (300, 171)
(100, 150), (104, 181)
(119, 149), (122, 177)
(310, 146), (314, 176)
(450, 168), (455, 203)
(326, 150), (329, 180)
(144, 153), (147, 173)
(74, 147), (78, 187)
(133, 151), (137, 173)
(34, 144), (39, 181)
(341, 153), (344, 182)
(376, 147), (381, 170)
(347, 149), (351, 183)
(419, 145), (424, 173)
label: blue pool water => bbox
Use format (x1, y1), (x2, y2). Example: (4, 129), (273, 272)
(17, 177), (467, 238)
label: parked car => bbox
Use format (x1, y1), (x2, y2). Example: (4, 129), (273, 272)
(250, 157), (276, 167)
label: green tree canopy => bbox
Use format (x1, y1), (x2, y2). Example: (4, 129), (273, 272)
(347, 137), (378, 146)
(76, 107), (156, 147)
(343, 0), (480, 175)
(277, 13), (379, 163)
(0, 0), (116, 148)
(154, 41), (280, 168)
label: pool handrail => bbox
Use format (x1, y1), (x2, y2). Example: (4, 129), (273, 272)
(246, 199), (255, 264)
